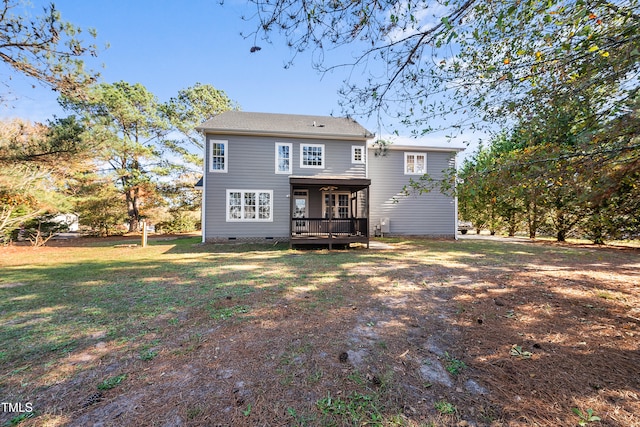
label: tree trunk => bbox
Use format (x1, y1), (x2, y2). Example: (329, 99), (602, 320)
(507, 211), (517, 236)
(528, 211), (538, 239)
(506, 197), (518, 236)
(557, 229), (566, 242)
(555, 207), (568, 242)
(589, 207), (606, 244)
(126, 187), (141, 232)
(526, 193), (538, 239)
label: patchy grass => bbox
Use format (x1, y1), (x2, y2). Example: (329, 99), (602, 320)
(1, 236), (639, 426)
(443, 352), (466, 376)
(97, 374), (127, 391)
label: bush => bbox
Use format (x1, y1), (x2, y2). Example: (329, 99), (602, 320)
(11, 214), (70, 246)
(156, 211), (198, 234)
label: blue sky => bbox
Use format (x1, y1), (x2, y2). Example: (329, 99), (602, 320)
(2, 0), (476, 153)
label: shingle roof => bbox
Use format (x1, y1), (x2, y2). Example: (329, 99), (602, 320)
(196, 111), (373, 141)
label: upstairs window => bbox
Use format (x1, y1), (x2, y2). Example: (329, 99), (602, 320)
(404, 152), (426, 175)
(352, 146), (365, 164)
(209, 140), (228, 173)
(301, 144), (324, 168)
(275, 142), (292, 174)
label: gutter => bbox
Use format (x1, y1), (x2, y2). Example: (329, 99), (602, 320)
(196, 129), (373, 142)
(368, 144), (466, 153)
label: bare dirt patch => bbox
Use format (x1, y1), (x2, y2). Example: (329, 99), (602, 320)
(1, 238), (638, 426)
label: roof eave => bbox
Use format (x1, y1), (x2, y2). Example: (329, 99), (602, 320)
(369, 143), (466, 153)
(199, 129), (374, 141)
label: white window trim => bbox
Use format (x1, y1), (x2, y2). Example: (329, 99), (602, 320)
(275, 142), (293, 174)
(404, 152), (427, 175)
(300, 143), (325, 169)
(322, 191), (351, 219)
(209, 139), (228, 173)
(226, 190), (274, 222)
(351, 145), (365, 164)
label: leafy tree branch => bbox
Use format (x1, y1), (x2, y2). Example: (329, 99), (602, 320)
(0, 0), (100, 100)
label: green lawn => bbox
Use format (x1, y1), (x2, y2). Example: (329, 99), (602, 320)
(1, 236), (638, 426)
(2, 238), (285, 365)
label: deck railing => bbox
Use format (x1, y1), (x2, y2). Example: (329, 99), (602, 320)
(291, 218), (368, 237)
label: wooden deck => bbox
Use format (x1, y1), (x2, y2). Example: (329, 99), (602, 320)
(290, 218), (369, 248)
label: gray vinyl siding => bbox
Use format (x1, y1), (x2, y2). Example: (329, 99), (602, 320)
(203, 134), (366, 241)
(368, 148), (458, 237)
(308, 193), (323, 218)
(294, 141), (367, 177)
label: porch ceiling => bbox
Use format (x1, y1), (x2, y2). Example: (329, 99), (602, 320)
(289, 176), (371, 190)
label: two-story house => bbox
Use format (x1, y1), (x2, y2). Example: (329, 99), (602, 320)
(197, 111), (463, 248)
(197, 111), (373, 249)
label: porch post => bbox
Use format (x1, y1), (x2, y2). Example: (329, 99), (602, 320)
(366, 185), (370, 248)
(289, 181), (293, 249)
(328, 186), (333, 250)
(352, 190), (357, 237)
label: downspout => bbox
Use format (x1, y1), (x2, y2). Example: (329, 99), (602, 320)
(365, 139), (370, 240)
(454, 152), (459, 241)
(365, 139), (370, 248)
